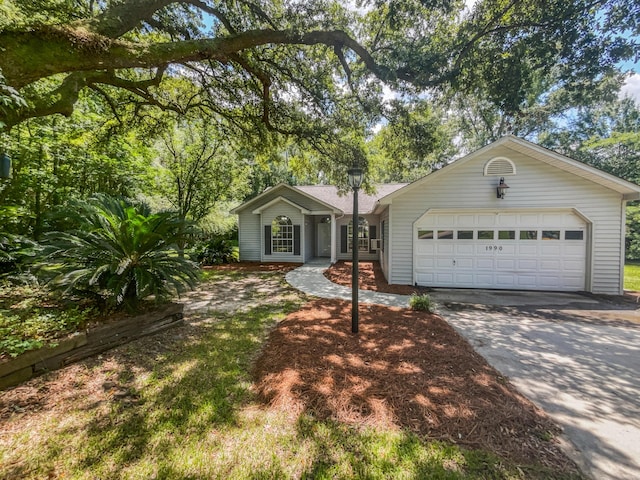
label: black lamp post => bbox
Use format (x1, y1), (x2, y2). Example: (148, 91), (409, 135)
(348, 165), (364, 333)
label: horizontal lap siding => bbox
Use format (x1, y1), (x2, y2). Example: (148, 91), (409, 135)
(238, 212), (261, 261)
(389, 145), (625, 294)
(380, 208), (390, 281)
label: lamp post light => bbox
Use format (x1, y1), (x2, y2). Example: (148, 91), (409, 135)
(347, 165), (364, 334)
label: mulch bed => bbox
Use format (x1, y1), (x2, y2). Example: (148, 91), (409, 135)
(324, 260), (430, 295)
(203, 261), (302, 272)
(253, 298), (581, 474)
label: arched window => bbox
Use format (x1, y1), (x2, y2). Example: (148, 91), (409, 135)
(272, 215), (293, 253)
(348, 216), (369, 252)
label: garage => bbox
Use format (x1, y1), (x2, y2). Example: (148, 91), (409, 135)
(414, 210), (588, 291)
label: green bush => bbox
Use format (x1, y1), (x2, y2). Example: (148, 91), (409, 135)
(192, 237), (239, 265)
(37, 194), (200, 310)
(0, 232), (37, 278)
(409, 293), (434, 312)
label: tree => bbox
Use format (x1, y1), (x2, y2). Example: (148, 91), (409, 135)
(0, 102), (155, 238)
(1, 0), (637, 144)
(367, 100), (455, 182)
(155, 115), (249, 224)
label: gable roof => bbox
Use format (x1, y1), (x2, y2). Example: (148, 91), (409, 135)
(376, 135), (640, 207)
(230, 183), (342, 215)
(295, 184), (407, 214)
(231, 182), (407, 215)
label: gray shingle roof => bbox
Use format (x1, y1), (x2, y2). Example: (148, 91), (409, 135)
(294, 184), (407, 214)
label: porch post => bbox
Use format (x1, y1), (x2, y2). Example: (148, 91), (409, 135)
(330, 213), (336, 263)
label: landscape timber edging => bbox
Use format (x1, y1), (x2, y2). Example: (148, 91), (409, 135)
(0, 303), (184, 390)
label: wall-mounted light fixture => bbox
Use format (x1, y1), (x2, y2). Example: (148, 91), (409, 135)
(496, 177), (509, 199)
(0, 152), (11, 179)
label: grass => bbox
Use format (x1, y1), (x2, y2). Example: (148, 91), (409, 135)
(0, 271), (581, 479)
(624, 262), (640, 291)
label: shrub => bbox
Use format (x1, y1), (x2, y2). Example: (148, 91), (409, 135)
(0, 233), (37, 278)
(409, 293), (434, 312)
(37, 194), (200, 310)
(193, 237), (239, 265)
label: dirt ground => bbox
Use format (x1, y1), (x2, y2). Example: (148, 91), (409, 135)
(1, 266), (582, 476)
(324, 260), (431, 295)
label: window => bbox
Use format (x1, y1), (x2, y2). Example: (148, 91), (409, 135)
(498, 230), (515, 240)
(272, 215), (293, 253)
(478, 230), (494, 240)
(542, 230), (560, 240)
(438, 230), (454, 239)
(520, 230), (538, 240)
(418, 230), (434, 239)
(348, 216), (369, 252)
(565, 230), (584, 240)
(457, 230), (473, 240)
(381, 221), (385, 251)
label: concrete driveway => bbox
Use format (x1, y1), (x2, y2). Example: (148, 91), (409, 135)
(431, 289), (640, 480)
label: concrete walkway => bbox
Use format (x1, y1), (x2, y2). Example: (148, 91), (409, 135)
(285, 260), (640, 480)
(285, 258), (409, 307)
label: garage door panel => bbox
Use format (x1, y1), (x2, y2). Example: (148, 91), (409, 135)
(496, 275), (516, 286)
(497, 259), (516, 269)
(456, 244), (474, 254)
(499, 244), (517, 254)
(455, 273), (473, 283)
(477, 215), (495, 226)
(541, 244), (561, 255)
(518, 259), (537, 269)
(436, 258), (453, 268)
(456, 258), (473, 268)
(416, 257), (434, 268)
(564, 260), (584, 271)
(476, 258), (494, 269)
(414, 211), (587, 291)
(437, 244), (454, 254)
(517, 276), (537, 286)
(436, 273), (454, 283)
(540, 260), (560, 270)
(518, 245), (538, 255)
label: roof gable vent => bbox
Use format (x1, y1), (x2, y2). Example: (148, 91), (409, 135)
(484, 157), (516, 176)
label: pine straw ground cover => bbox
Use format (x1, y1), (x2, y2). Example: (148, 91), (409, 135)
(253, 299), (581, 478)
(324, 260), (429, 295)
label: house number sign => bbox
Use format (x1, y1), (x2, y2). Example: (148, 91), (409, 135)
(485, 246), (503, 251)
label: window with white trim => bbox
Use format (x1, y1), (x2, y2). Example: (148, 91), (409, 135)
(272, 215), (293, 253)
(348, 216), (369, 252)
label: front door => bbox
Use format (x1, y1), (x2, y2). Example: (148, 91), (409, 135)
(317, 222), (331, 257)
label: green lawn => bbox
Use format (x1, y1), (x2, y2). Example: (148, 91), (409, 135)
(625, 263), (640, 291)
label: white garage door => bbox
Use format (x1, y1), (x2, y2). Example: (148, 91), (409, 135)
(414, 211), (587, 291)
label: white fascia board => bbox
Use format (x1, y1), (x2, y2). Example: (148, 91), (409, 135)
(251, 196), (312, 215)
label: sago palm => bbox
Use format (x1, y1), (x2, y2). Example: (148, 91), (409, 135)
(39, 194), (199, 310)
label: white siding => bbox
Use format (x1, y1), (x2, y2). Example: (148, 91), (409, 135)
(388, 144), (625, 294)
(380, 207), (390, 281)
(262, 202), (304, 263)
(238, 211), (261, 261)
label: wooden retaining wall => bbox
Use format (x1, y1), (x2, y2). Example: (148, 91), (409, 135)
(0, 303), (184, 390)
